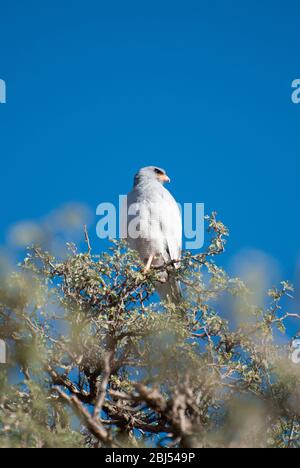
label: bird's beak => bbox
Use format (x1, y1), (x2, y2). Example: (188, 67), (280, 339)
(160, 174), (171, 183)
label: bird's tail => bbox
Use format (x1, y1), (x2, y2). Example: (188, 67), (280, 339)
(156, 274), (183, 304)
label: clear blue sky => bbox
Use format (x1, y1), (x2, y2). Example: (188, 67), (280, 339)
(0, 1), (299, 287)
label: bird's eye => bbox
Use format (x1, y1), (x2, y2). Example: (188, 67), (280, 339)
(154, 168), (164, 175)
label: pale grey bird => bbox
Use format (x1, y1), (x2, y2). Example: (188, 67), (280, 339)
(126, 166), (182, 303)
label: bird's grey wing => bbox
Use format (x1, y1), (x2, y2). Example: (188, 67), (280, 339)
(160, 188), (182, 265)
(154, 188), (183, 304)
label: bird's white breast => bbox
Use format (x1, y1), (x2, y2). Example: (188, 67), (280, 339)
(126, 184), (182, 264)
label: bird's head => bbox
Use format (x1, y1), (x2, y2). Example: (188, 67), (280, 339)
(134, 166), (171, 187)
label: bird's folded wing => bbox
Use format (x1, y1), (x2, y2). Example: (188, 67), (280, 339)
(161, 190), (182, 265)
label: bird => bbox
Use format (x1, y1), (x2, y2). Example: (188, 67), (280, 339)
(125, 166), (182, 303)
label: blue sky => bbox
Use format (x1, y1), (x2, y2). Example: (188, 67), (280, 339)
(0, 1), (299, 289)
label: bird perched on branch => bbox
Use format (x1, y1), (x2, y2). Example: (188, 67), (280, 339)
(126, 166), (182, 303)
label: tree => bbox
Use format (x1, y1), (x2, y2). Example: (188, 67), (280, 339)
(0, 213), (300, 448)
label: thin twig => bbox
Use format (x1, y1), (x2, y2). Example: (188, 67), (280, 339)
(84, 224), (92, 254)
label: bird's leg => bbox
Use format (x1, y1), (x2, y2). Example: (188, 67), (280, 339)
(145, 254), (154, 272)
